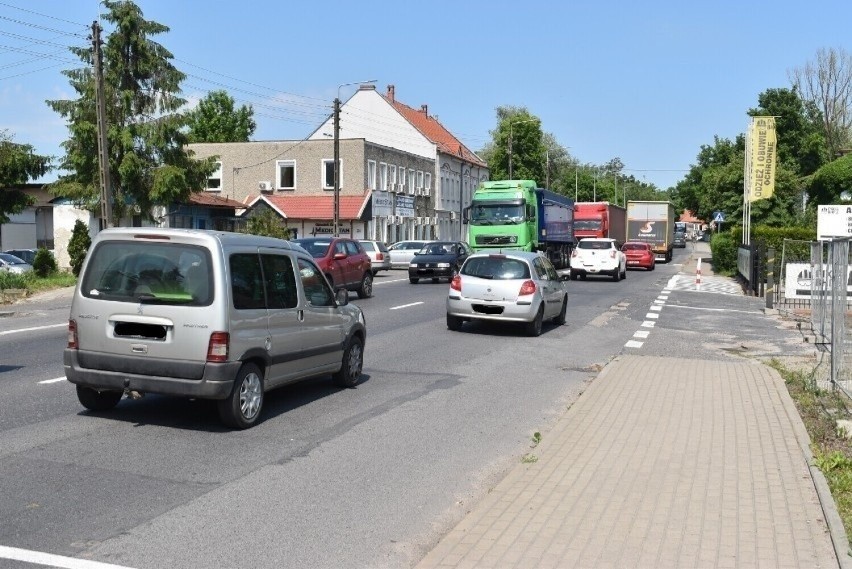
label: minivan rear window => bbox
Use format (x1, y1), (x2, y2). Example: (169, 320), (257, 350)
(81, 241), (212, 305)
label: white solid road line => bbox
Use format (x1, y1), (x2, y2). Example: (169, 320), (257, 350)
(0, 545), (136, 569)
(390, 302), (424, 310)
(38, 377), (67, 384)
(0, 323), (66, 336)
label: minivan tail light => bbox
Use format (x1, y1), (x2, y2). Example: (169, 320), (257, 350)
(450, 275), (462, 292)
(207, 332), (229, 363)
(519, 280), (537, 296)
(67, 319), (78, 349)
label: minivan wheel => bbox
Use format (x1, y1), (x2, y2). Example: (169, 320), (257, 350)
(218, 363), (264, 429)
(332, 335), (363, 388)
(525, 306), (544, 337)
(76, 385), (122, 411)
(357, 272), (373, 299)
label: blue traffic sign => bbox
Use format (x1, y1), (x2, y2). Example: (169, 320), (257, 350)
(713, 211), (725, 223)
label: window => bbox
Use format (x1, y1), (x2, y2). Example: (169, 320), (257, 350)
(230, 254), (266, 310)
(368, 160), (377, 190)
(425, 172), (431, 190)
(417, 170), (424, 189)
(207, 161), (222, 191)
(399, 165), (406, 188)
(408, 169), (415, 191)
(322, 159), (341, 190)
(390, 165), (397, 187)
(261, 254), (297, 309)
(379, 163), (387, 191)
(297, 258), (335, 306)
(276, 160), (295, 190)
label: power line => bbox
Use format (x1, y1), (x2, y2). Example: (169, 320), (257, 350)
(0, 14), (87, 38)
(0, 1), (88, 27)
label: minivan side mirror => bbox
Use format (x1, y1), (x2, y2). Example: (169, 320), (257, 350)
(335, 288), (349, 306)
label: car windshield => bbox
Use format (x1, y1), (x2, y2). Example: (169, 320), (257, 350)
(578, 240), (613, 250)
(470, 204), (524, 225)
(420, 243), (455, 255)
(293, 239), (332, 258)
(80, 241), (212, 305)
(574, 220), (603, 231)
(0, 253), (26, 265)
(462, 256), (531, 280)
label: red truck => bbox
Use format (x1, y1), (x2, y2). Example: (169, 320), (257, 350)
(573, 202), (627, 243)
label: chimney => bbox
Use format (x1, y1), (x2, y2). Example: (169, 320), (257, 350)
(420, 104), (428, 116)
(387, 84), (395, 102)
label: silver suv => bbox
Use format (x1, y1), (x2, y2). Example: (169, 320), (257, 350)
(64, 228), (367, 429)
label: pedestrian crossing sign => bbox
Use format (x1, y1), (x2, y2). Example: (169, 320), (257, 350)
(713, 211), (725, 223)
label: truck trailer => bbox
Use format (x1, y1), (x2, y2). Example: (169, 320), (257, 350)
(626, 200), (676, 262)
(573, 202), (627, 243)
(465, 180), (575, 269)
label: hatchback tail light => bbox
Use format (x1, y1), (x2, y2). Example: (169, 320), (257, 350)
(610, 250), (616, 259)
(450, 275), (462, 292)
(207, 332), (229, 363)
(519, 280), (537, 296)
(571, 249), (578, 258)
(67, 320), (78, 349)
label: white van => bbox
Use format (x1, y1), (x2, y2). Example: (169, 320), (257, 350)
(64, 228), (367, 429)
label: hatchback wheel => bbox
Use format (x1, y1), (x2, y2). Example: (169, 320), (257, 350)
(409, 277), (419, 284)
(218, 363), (264, 429)
(525, 306), (544, 337)
(357, 272), (373, 299)
(76, 385), (122, 411)
(447, 313), (463, 331)
(332, 335), (363, 388)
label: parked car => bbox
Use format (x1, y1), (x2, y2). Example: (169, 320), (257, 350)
(3, 248), (37, 265)
(569, 238), (627, 281)
(0, 252), (33, 274)
(387, 240), (431, 269)
(408, 241), (472, 284)
(64, 228), (367, 429)
(621, 241), (656, 271)
(446, 251), (569, 337)
(292, 237), (373, 298)
(358, 240), (391, 275)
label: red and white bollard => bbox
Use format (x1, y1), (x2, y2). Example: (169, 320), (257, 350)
(696, 258), (702, 289)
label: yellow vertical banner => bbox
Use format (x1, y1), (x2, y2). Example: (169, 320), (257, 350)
(748, 117), (777, 202)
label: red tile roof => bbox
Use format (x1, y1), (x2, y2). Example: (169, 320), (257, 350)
(187, 192), (244, 209)
(384, 91), (486, 167)
(253, 193), (371, 220)
(679, 209), (703, 223)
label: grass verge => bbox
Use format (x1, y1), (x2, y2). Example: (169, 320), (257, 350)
(773, 361), (852, 539)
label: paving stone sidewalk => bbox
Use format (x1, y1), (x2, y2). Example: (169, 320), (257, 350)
(417, 356), (844, 568)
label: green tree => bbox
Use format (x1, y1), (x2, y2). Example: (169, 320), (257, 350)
(68, 219), (92, 277)
(809, 154), (852, 204)
(32, 248), (58, 278)
(46, 0), (215, 223)
(186, 90), (256, 143)
(242, 208), (290, 239)
(0, 130), (51, 223)
(481, 106), (546, 182)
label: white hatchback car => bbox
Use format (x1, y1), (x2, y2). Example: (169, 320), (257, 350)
(446, 251), (569, 337)
(387, 240), (431, 269)
(569, 238), (627, 281)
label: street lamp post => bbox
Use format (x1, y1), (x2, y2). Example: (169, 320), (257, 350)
(507, 118), (537, 180)
(334, 79), (376, 236)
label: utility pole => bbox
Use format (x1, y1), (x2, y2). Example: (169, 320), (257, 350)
(92, 21), (112, 229)
(333, 96), (340, 237)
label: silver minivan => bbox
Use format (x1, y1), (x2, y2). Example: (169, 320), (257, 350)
(64, 228), (367, 429)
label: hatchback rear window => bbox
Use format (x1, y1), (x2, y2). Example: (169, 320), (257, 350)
(462, 257), (531, 280)
(622, 243), (647, 251)
(81, 241), (212, 305)
(578, 240), (613, 250)
(361, 242), (376, 251)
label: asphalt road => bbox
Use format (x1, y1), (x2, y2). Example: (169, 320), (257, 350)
(0, 249), (694, 569)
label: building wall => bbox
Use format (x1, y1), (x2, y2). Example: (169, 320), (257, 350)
(53, 204), (95, 270)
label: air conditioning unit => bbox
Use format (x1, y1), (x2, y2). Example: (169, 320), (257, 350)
(423, 188), (431, 197)
(396, 183), (405, 192)
(258, 181), (273, 193)
(414, 188), (422, 196)
(408, 187), (415, 195)
(450, 211), (457, 221)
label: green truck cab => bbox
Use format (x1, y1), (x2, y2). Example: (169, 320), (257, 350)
(464, 180), (575, 269)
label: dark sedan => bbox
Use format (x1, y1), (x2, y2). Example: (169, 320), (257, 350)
(408, 241), (472, 284)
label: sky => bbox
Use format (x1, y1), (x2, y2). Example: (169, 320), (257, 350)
(1, 0), (851, 191)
